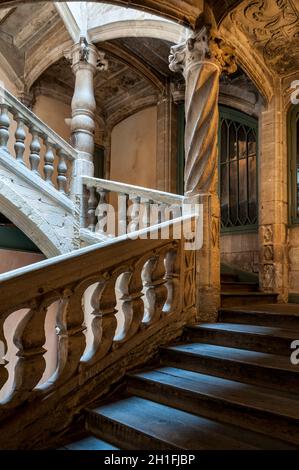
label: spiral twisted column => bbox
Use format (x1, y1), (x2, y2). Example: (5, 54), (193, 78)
(169, 27), (236, 320)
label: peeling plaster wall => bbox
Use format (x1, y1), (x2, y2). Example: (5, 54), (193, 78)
(110, 106), (158, 189)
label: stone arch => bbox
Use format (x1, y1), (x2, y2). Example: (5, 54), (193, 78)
(89, 19), (189, 44)
(0, 180), (63, 258)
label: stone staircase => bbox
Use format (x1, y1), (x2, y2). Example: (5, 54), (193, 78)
(220, 270), (278, 307)
(60, 304), (299, 450)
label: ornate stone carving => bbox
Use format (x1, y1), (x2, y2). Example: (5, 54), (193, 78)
(169, 26), (236, 195)
(230, 0), (299, 75)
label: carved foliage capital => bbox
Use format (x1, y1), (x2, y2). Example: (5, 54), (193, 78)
(169, 26), (237, 75)
(65, 38), (108, 73)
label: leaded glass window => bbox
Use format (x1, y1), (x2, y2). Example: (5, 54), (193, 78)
(289, 105), (299, 224)
(219, 106), (258, 231)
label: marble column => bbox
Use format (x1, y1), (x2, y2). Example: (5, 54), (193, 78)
(67, 37), (108, 222)
(169, 26), (236, 321)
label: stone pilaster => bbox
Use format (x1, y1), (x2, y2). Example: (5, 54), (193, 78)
(169, 27), (236, 321)
(156, 86), (178, 193)
(259, 89), (288, 301)
(66, 37), (108, 223)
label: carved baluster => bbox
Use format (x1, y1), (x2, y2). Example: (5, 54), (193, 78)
(118, 192), (128, 236)
(82, 272), (117, 365)
(29, 128), (41, 174)
(128, 195), (140, 233)
(7, 301), (48, 405)
(0, 314), (9, 400)
(43, 138), (55, 185)
(0, 105), (10, 149)
(114, 260), (144, 344)
(14, 113), (26, 165)
(142, 249), (168, 325)
(87, 186), (97, 232)
(48, 287), (86, 386)
(163, 245), (180, 314)
(57, 149), (68, 194)
(95, 188), (108, 235)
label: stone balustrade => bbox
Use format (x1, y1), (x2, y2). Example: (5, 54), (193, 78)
(0, 86), (77, 195)
(0, 216), (196, 448)
(82, 176), (186, 240)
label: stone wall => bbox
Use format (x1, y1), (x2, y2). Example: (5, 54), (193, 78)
(221, 232), (259, 273)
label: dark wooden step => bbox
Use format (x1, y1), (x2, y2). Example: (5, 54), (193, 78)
(185, 323), (298, 356)
(160, 343), (299, 394)
(59, 435), (119, 450)
(221, 292), (278, 308)
(221, 281), (259, 292)
(86, 396), (295, 450)
(220, 305), (299, 329)
(221, 273), (239, 283)
(127, 366), (299, 445)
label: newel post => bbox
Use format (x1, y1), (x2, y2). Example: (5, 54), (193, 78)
(67, 38), (108, 222)
(169, 27), (236, 321)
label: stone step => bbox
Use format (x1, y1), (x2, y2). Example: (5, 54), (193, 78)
(160, 343), (299, 394)
(59, 435), (119, 450)
(221, 273), (239, 283)
(85, 395), (295, 450)
(219, 305), (299, 329)
(221, 292), (278, 308)
(221, 281), (259, 292)
(185, 322), (298, 356)
(127, 366), (299, 445)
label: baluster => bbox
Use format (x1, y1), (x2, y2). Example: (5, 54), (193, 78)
(87, 186), (97, 232)
(50, 286), (86, 386)
(43, 138), (55, 185)
(57, 149), (68, 194)
(164, 245), (180, 314)
(118, 192), (128, 236)
(95, 188), (108, 235)
(142, 249), (168, 325)
(14, 113), (26, 165)
(158, 202), (167, 224)
(128, 194), (141, 233)
(114, 259), (144, 344)
(8, 301), (48, 406)
(29, 128), (41, 174)
(141, 198), (151, 229)
(0, 105), (10, 149)
(0, 314), (8, 400)
(82, 272), (118, 365)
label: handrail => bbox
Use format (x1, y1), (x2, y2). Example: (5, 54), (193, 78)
(0, 86), (77, 160)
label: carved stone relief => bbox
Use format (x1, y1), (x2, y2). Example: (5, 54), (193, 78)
(230, 0), (299, 75)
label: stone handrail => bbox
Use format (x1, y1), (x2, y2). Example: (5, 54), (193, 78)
(0, 86), (77, 195)
(82, 176), (186, 237)
(0, 216), (197, 448)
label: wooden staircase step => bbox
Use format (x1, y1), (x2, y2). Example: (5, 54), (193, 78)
(86, 396), (295, 450)
(59, 435), (119, 450)
(127, 366), (299, 445)
(160, 343), (299, 393)
(185, 322), (299, 355)
(221, 292), (278, 307)
(220, 305), (299, 328)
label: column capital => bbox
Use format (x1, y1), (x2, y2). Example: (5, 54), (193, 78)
(65, 37), (108, 74)
(169, 26), (237, 76)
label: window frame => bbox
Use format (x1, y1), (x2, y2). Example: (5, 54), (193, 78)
(218, 105), (259, 235)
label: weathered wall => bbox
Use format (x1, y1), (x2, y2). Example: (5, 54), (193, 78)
(33, 95), (71, 142)
(221, 232), (259, 273)
(110, 106), (157, 189)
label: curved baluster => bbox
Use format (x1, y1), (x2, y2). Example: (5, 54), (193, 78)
(95, 188), (108, 235)
(114, 259), (144, 344)
(43, 138), (55, 185)
(0, 105), (10, 150)
(48, 286), (86, 387)
(163, 245), (180, 314)
(14, 113), (26, 165)
(29, 128), (41, 174)
(142, 249), (168, 325)
(0, 313), (9, 399)
(7, 301), (48, 406)
(87, 186), (97, 232)
(128, 195), (141, 233)
(57, 149), (68, 194)
(82, 272), (117, 365)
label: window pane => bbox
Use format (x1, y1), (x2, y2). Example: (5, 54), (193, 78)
(247, 129), (257, 224)
(238, 126), (248, 224)
(297, 118), (299, 217)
